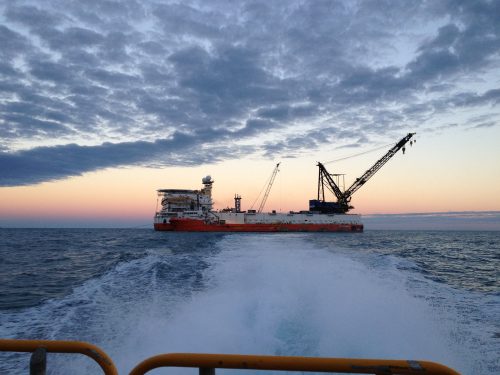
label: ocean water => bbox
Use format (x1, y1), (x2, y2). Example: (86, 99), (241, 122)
(0, 229), (498, 374)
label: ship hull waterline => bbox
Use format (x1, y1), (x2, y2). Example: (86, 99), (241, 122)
(154, 219), (363, 232)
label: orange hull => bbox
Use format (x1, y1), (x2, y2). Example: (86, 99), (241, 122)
(155, 218), (363, 232)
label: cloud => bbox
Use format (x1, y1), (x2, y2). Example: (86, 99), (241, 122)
(0, 0), (499, 186)
(257, 104), (317, 121)
(5, 5), (62, 30)
(0, 134), (195, 186)
(0, 25), (30, 58)
(0, 126), (262, 186)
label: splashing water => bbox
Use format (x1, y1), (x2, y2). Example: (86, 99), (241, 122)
(0, 230), (498, 374)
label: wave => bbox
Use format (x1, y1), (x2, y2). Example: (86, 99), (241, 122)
(0, 234), (496, 374)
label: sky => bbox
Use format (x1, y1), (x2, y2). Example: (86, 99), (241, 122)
(0, 0), (499, 228)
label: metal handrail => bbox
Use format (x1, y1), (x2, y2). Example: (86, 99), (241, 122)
(129, 353), (460, 375)
(0, 339), (460, 375)
(0, 339), (118, 375)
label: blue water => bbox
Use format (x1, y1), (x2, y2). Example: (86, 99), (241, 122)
(0, 229), (498, 374)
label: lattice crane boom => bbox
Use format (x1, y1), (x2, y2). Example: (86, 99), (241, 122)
(343, 133), (415, 200)
(313, 133), (416, 214)
(258, 162), (280, 213)
(317, 162), (344, 201)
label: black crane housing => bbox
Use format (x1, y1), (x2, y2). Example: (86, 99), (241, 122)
(310, 133), (416, 214)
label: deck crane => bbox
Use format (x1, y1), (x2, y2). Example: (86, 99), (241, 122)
(311, 133), (416, 214)
(258, 162), (280, 213)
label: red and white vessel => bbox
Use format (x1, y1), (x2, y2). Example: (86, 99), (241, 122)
(153, 133), (416, 232)
(153, 175), (363, 232)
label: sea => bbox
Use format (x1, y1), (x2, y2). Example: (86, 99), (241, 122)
(0, 229), (498, 375)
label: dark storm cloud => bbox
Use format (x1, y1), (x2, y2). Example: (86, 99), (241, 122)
(263, 136), (319, 158)
(409, 88), (500, 117)
(237, 119), (278, 137)
(0, 0), (499, 186)
(263, 126), (367, 157)
(152, 3), (223, 39)
(170, 45), (292, 106)
(450, 89), (500, 107)
(30, 61), (77, 83)
(2, 113), (71, 137)
(84, 68), (138, 87)
(0, 141), (161, 186)
(0, 61), (20, 78)
(50, 27), (103, 51)
(0, 25), (29, 58)
(5, 5), (62, 29)
(257, 104), (317, 121)
(0, 128), (255, 185)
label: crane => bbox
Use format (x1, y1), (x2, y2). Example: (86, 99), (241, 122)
(258, 162), (280, 213)
(311, 133), (416, 214)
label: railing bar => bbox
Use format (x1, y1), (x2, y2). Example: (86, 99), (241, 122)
(129, 353), (460, 375)
(0, 339), (118, 375)
(0, 339), (460, 375)
(29, 347), (47, 375)
(199, 368), (215, 375)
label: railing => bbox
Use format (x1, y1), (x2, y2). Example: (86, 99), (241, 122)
(129, 353), (460, 375)
(0, 339), (118, 375)
(0, 339), (460, 375)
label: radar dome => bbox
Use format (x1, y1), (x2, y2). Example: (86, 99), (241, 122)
(202, 175), (213, 184)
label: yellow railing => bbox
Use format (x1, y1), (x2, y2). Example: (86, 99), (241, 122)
(0, 339), (460, 375)
(0, 339), (118, 375)
(129, 353), (460, 375)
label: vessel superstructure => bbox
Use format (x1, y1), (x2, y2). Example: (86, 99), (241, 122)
(154, 176), (215, 230)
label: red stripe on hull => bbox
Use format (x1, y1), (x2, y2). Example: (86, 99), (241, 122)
(161, 219), (363, 232)
(154, 223), (174, 231)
